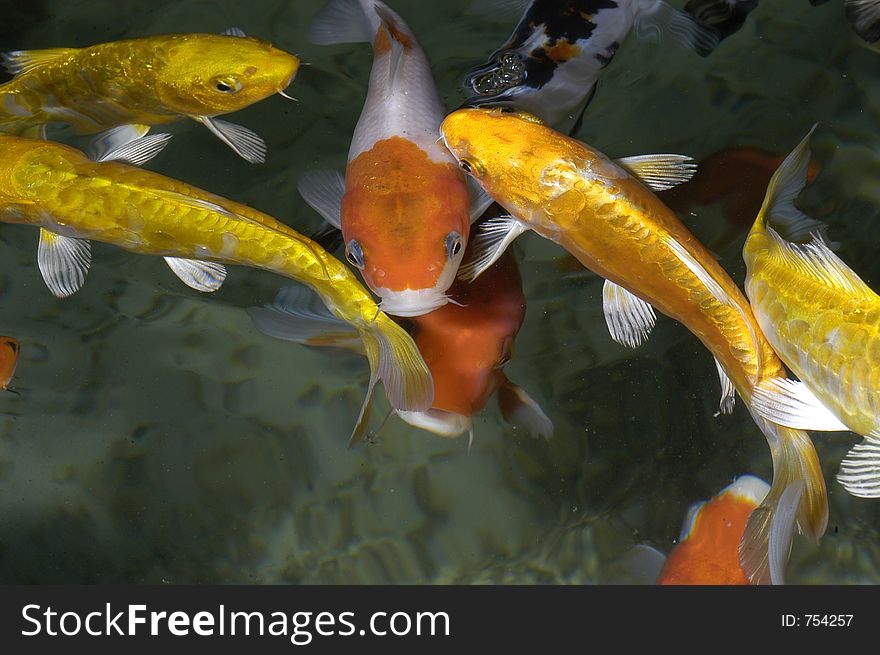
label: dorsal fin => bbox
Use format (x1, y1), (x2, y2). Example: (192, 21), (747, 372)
(2, 48), (74, 76)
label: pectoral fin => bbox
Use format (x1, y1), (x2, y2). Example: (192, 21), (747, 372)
(37, 229), (91, 298)
(297, 170), (345, 229)
(602, 280), (657, 348)
(195, 116), (266, 164)
(467, 179), (495, 223)
(457, 214), (528, 281)
(164, 257), (227, 293)
(845, 0), (880, 43)
(714, 357), (735, 414)
(836, 438), (880, 498)
(751, 377), (850, 432)
(91, 130), (172, 166)
(246, 285), (362, 352)
(222, 27), (247, 37)
(615, 154), (697, 191)
(497, 378), (554, 439)
(634, 0), (720, 56)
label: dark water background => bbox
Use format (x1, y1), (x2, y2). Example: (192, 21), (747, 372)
(0, 0), (878, 583)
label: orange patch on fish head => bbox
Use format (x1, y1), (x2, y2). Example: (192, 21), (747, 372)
(657, 487), (764, 585)
(343, 137), (471, 317)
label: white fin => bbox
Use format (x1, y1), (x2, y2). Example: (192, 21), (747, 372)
(164, 257), (227, 293)
(752, 377), (851, 432)
(497, 379), (554, 439)
(87, 124), (150, 160)
(396, 408), (471, 438)
(195, 116), (266, 164)
(767, 480), (802, 585)
(615, 154), (697, 191)
(307, 0), (373, 44)
(457, 214), (528, 281)
(714, 357), (735, 414)
(22, 125), (47, 139)
(757, 124), (832, 244)
(845, 0), (880, 43)
(246, 285), (361, 350)
(678, 500), (706, 541)
(37, 229), (91, 298)
(765, 229), (870, 297)
(609, 545), (667, 585)
(467, 179), (496, 223)
(2, 48), (72, 76)
(221, 27), (247, 37)
(836, 438), (880, 498)
(602, 280), (657, 348)
(92, 132), (172, 166)
(297, 170), (345, 229)
(635, 1), (721, 56)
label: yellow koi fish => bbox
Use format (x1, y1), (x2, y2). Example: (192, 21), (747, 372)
(298, 0), (488, 317)
(0, 134), (432, 440)
(0, 30), (299, 162)
(744, 126), (880, 498)
(439, 107), (828, 584)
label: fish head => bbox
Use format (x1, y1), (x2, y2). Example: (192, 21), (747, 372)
(341, 145), (472, 318)
(440, 107), (570, 217)
(154, 34), (299, 117)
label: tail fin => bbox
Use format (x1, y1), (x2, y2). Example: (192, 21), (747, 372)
(353, 313), (433, 446)
(308, 0), (378, 45)
(739, 418), (827, 584)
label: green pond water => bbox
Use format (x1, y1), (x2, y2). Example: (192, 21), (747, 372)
(0, 0), (878, 584)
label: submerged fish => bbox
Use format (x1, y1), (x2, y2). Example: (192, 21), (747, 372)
(0, 133), (432, 441)
(299, 0), (486, 317)
(439, 107), (828, 584)
(0, 336), (20, 391)
(744, 127), (880, 498)
(250, 245), (552, 446)
(462, 0), (720, 130)
(0, 30), (299, 163)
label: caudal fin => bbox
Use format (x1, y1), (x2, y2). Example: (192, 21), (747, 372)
(353, 313), (433, 446)
(308, 0), (378, 45)
(739, 418), (827, 584)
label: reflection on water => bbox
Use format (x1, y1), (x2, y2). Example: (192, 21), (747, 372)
(0, 0), (878, 584)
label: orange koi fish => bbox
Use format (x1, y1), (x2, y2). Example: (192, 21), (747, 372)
(298, 0), (487, 317)
(0, 30), (299, 162)
(439, 107), (828, 584)
(249, 245), (552, 445)
(0, 336), (19, 391)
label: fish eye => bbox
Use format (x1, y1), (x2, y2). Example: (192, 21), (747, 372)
(459, 159), (474, 174)
(212, 76), (242, 94)
(346, 240), (365, 269)
(446, 232), (463, 259)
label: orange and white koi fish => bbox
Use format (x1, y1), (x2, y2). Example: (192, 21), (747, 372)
(439, 107), (828, 584)
(621, 475), (802, 584)
(744, 127), (880, 498)
(0, 30), (299, 162)
(298, 0), (488, 317)
(0, 133), (432, 442)
(0, 336), (20, 391)
(249, 244), (552, 446)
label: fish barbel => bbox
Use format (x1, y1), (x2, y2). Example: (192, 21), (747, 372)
(439, 107), (828, 584)
(0, 31), (300, 162)
(0, 134), (432, 441)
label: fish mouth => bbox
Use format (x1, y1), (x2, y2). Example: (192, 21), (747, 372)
(396, 409), (471, 438)
(377, 289), (450, 317)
